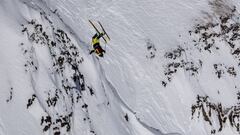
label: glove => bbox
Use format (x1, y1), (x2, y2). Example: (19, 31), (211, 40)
(89, 50), (94, 54)
(99, 33), (104, 36)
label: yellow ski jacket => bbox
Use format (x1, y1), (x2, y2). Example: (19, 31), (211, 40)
(92, 37), (100, 46)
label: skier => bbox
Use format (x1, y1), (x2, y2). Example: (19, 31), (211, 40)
(89, 32), (106, 57)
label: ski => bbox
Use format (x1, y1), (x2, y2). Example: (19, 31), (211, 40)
(98, 21), (110, 41)
(89, 20), (108, 43)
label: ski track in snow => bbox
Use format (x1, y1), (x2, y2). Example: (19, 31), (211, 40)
(0, 118), (5, 135)
(94, 56), (182, 135)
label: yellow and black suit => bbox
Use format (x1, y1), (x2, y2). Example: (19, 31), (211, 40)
(90, 33), (106, 57)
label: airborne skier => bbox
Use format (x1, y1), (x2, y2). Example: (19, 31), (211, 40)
(89, 20), (110, 57)
(89, 32), (106, 57)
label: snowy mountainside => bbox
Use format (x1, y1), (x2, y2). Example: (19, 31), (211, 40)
(0, 1), (146, 135)
(1, 0), (240, 135)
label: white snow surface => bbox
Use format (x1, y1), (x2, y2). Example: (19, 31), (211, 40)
(1, 0), (240, 135)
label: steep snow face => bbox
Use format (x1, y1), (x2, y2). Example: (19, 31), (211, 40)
(1, 0), (240, 135)
(0, 0), (163, 135)
(44, 0), (240, 134)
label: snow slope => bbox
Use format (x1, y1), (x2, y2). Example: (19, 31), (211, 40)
(1, 0), (240, 135)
